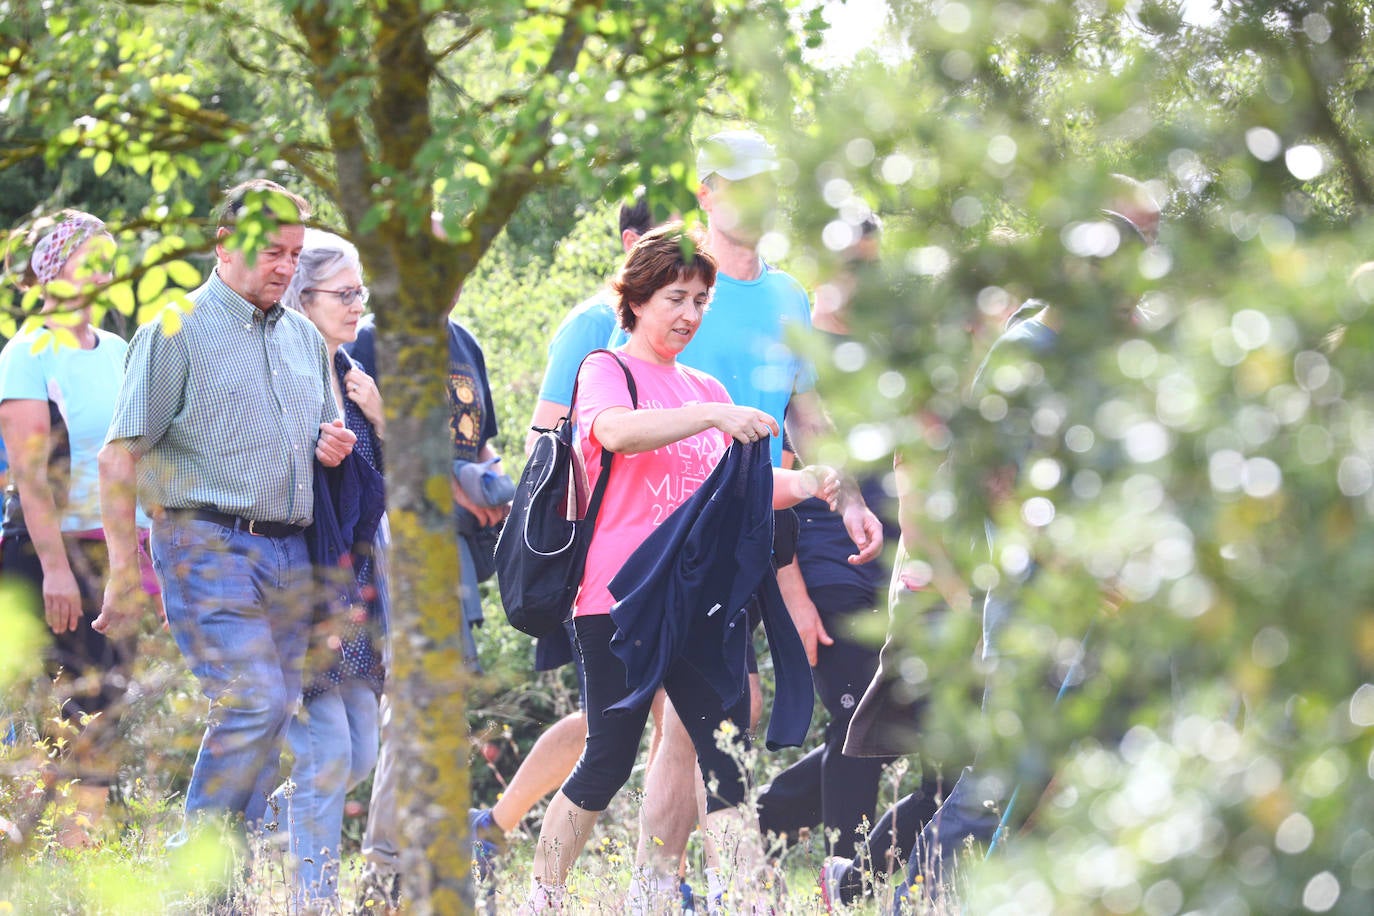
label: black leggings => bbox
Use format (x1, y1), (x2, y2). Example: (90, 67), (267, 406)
(561, 614), (751, 813)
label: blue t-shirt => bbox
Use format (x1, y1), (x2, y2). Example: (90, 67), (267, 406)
(971, 305), (1056, 393)
(0, 327), (140, 531)
(611, 262), (814, 466)
(537, 290), (619, 408)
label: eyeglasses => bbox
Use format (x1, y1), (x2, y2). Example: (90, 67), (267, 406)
(303, 285), (370, 306)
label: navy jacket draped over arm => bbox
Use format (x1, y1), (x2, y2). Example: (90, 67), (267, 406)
(606, 439), (813, 750)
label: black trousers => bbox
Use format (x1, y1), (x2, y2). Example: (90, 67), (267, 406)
(757, 586), (895, 856)
(561, 614), (751, 813)
(1, 531), (134, 783)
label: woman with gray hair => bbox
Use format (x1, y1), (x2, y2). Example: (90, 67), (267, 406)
(274, 228), (388, 909)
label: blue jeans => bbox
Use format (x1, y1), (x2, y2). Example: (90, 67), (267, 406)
(152, 516), (312, 828)
(277, 678), (379, 906)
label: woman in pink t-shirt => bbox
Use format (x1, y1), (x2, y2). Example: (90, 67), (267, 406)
(521, 224), (838, 914)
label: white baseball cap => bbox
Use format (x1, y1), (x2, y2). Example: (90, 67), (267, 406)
(696, 130), (779, 182)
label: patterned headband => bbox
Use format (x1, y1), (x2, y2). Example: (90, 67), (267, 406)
(31, 215), (108, 285)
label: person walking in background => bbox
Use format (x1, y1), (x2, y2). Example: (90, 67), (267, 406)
(95, 180), (355, 868)
(0, 210), (156, 847)
(445, 307), (511, 667)
(823, 176), (1164, 911)
(758, 213), (902, 862)
(272, 229), (387, 910)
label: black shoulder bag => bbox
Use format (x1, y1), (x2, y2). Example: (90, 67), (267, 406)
(494, 349), (637, 637)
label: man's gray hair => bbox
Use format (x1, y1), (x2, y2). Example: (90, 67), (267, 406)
(282, 228), (363, 313)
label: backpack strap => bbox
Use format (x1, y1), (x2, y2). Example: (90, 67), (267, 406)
(570, 348), (637, 528)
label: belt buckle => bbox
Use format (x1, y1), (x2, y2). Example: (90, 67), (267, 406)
(246, 519), (263, 536)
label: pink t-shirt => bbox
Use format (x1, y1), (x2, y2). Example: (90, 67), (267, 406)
(572, 349), (732, 617)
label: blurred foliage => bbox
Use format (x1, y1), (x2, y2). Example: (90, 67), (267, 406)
(766, 1), (1374, 913)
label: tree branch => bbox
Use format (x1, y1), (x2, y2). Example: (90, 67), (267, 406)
(433, 24), (484, 63)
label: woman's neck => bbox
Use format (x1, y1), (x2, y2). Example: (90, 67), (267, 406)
(43, 314), (96, 349)
(622, 336), (673, 367)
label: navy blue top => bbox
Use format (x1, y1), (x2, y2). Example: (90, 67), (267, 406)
(303, 349), (387, 700)
(447, 319), (499, 465)
(793, 474), (898, 601)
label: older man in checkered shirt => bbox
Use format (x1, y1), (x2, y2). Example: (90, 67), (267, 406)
(95, 180), (355, 840)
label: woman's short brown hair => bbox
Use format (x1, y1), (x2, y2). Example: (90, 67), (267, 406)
(611, 222), (717, 331)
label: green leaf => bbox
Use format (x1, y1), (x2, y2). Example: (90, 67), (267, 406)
(265, 192), (299, 221)
(93, 150), (113, 176)
(137, 266), (167, 303)
(165, 260), (201, 289)
(150, 161), (173, 193)
(463, 161), (492, 187)
(106, 282), (136, 316)
(160, 307), (183, 337)
(27, 330), (53, 355)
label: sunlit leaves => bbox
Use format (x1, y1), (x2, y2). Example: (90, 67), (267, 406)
(0, 580), (47, 690)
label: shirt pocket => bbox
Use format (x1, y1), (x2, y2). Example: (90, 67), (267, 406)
(185, 379), (266, 458)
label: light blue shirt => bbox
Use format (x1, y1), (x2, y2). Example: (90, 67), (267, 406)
(537, 290), (619, 408)
(0, 327), (150, 530)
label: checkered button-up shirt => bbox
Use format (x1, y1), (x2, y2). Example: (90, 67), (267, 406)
(106, 271), (338, 525)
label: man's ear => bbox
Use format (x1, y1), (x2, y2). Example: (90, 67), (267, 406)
(696, 183), (713, 211)
(214, 226), (232, 263)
